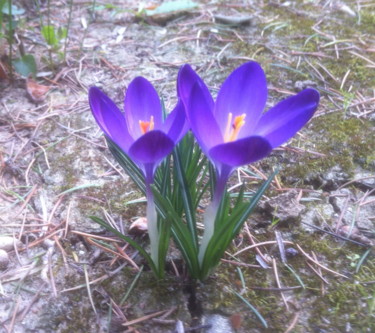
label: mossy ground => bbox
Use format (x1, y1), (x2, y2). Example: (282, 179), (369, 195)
(1, 0), (374, 332)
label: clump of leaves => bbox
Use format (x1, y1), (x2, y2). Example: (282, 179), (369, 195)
(0, 0), (37, 78)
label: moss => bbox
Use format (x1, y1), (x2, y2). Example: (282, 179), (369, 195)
(283, 112), (375, 183)
(309, 258), (375, 331)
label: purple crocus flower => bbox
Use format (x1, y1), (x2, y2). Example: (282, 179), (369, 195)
(89, 77), (187, 183)
(177, 62), (320, 261)
(178, 61), (319, 201)
(89, 77), (188, 267)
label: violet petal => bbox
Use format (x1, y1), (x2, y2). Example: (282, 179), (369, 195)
(128, 130), (174, 164)
(89, 86), (133, 152)
(177, 64), (214, 113)
(209, 136), (272, 167)
(214, 62), (267, 137)
(254, 88), (320, 148)
(188, 82), (223, 154)
(162, 100), (188, 143)
(124, 77), (163, 139)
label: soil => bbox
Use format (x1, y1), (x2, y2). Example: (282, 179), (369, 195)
(0, 1), (374, 332)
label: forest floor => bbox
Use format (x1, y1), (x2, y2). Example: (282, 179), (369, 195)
(0, 1), (374, 332)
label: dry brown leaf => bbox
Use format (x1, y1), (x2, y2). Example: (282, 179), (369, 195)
(26, 77), (50, 103)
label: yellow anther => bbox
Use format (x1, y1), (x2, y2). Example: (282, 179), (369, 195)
(139, 115), (155, 134)
(224, 113), (246, 142)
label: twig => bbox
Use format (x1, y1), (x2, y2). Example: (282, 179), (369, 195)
(296, 244), (349, 279)
(272, 258), (289, 310)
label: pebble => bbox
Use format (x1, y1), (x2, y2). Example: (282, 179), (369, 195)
(0, 249), (9, 270)
(203, 314), (234, 333)
(0, 236), (23, 251)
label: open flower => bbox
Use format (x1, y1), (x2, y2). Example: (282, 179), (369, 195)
(178, 62), (320, 262)
(89, 77), (188, 269)
(89, 77), (187, 182)
(178, 62), (320, 190)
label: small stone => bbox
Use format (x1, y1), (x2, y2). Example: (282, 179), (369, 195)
(129, 217), (148, 235)
(0, 236), (23, 252)
(285, 247), (299, 258)
(294, 80), (317, 91)
(0, 249), (9, 270)
(261, 190), (306, 223)
(203, 313), (234, 333)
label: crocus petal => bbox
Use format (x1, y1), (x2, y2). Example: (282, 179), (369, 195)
(124, 77), (163, 139)
(177, 64), (214, 112)
(253, 88), (320, 148)
(214, 62), (268, 137)
(89, 86), (133, 152)
(188, 82), (223, 154)
(208, 136), (272, 167)
(162, 100), (189, 143)
(128, 130), (174, 164)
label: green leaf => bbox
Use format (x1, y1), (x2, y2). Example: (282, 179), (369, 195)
(232, 290), (268, 328)
(13, 54), (37, 77)
(173, 147), (198, 250)
(57, 27), (67, 40)
(200, 170), (277, 279)
(42, 25), (58, 46)
(152, 189), (200, 277)
(89, 216), (157, 274)
(145, 1), (198, 16)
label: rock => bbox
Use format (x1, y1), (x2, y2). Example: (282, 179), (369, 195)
(330, 189), (375, 231)
(0, 236), (23, 251)
(214, 14), (253, 26)
(320, 166), (350, 191)
(129, 217), (148, 235)
(294, 80), (317, 91)
(301, 204), (335, 232)
(0, 249), (9, 270)
(203, 313), (234, 333)
(261, 190), (305, 223)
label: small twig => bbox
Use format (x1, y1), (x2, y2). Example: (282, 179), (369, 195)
(296, 244), (349, 279)
(283, 312), (300, 333)
(84, 264), (97, 314)
(233, 240), (294, 257)
(272, 258), (289, 310)
(122, 310), (169, 327)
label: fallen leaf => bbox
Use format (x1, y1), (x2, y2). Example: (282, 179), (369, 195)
(230, 313), (243, 330)
(26, 77), (50, 103)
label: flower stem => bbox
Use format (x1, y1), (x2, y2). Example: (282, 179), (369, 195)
(145, 181), (159, 269)
(198, 165), (232, 265)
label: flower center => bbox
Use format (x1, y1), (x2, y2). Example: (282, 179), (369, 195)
(139, 116), (155, 134)
(224, 113), (246, 142)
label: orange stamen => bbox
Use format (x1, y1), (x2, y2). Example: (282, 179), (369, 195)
(139, 115), (155, 134)
(224, 113), (246, 142)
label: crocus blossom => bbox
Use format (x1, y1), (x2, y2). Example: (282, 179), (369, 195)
(177, 62), (320, 261)
(89, 77), (188, 267)
(89, 77), (187, 183)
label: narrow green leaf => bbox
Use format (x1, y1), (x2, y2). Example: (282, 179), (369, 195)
(152, 189), (200, 277)
(89, 216), (157, 275)
(57, 27), (67, 40)
(173, 148), (198, 249)
(57, 183), (101, 197)
(232, 290), (268, 328)
(200, 170), (277, 278)
(41, 25), (58, 46)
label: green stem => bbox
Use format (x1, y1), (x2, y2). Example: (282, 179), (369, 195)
(46, 0), (53, 69)
(7, 0), (13, 82)
(63, 0), (74, 62)
(145, 181), (159, 269)
(198, 165), (232, 264)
